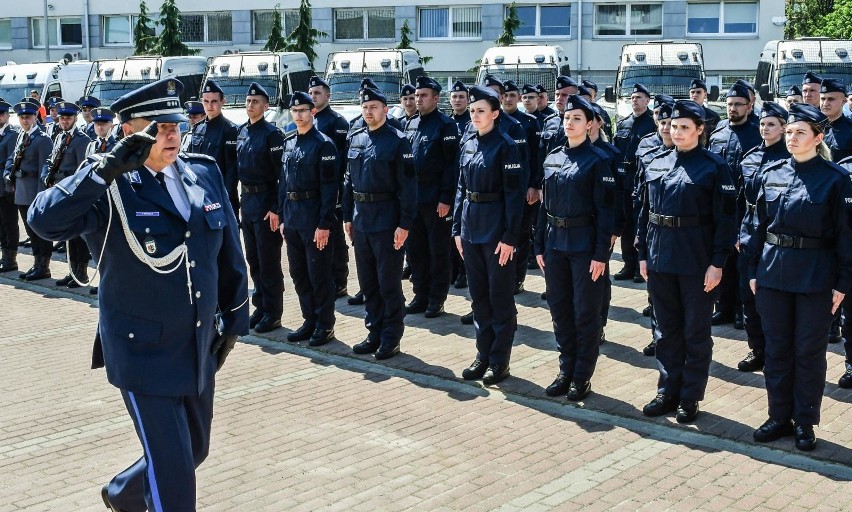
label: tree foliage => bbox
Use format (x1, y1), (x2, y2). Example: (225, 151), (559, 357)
(396, 19), (432, 65)
(821, 0), (852, 39)
(154, 0), (200, 56)
(263, 3), (288, 52)
(496, 2), (520, 46)
(284, 0), (327, 69)
(133, 0), (156, 55)
(784, 0), (835, 39)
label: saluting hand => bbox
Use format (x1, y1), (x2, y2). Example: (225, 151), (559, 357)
(95, 121), (158, 183)
(495, 242), (514, 266)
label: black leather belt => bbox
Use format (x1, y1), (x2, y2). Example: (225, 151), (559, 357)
(285, 190), (319, 201)
(466, 191), (503, 203)
(649, 212), (710, 228)
(353, 191), (394, 203)
(241, 184), (270, 194)
(766, 232), (833, 249)
(547, 213), (594, 228)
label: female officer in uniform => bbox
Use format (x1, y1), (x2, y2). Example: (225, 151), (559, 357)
(748, 103), (852, 451)
(636, 100), (738, 424)
(453, 85), (527, 386)
(536, 95), (617, 400)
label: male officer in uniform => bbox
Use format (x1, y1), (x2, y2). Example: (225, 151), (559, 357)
(580, 80), (613, 136)
(41, 101), (91, 288)
(786, 85), (804, 109)
(45, 97), (64, 140)
(348, 78), (404, 136)
(84, 106), (118, 295)
(78, 95), (101, 140)
(399, 83), (418, 122)
(522, 84), (543, 121)
(279, 91), (339, 346)
(184, 80), (240, 218)
(537, 84), (557, 119)
(689, 78), (721, 136)
(184, 100), (206, 128)
(28, 76), (249, 512)
(343, 87), (417, 359)
(449, 80), (470, 289)
(3, 99), (53, 280)
(820, 77), (852, 162)
(403, 76), (459, 318)
(237, 82), (286, 333)
(612, 83), (656, 282)
(538, 76), (577, 162)
(802, 71), (823, 108)
(0, 99), (19, 272)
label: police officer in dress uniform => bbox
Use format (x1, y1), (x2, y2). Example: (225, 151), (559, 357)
(802, 71), (823, 108)
(580, 80), (613, 136)
(399, 83), (418, 123)
(41, 101), (91, 288)
(820, 78), (852, 162)
(348, 78), (404, 136)
(786, 85), (804, 110)
(78, 95), (101, 140)
(454, 85), (527, 385)
(184, 80), (240, 219)
(689, 78), (721, 136)
(536, 95), (617, 400)
(449, 80), (471, 290)
(45, 97), (64, 140)
(834, 154), (852, 389)
(278, 91), (339, 347)
(3, 99), (53, 280)
(0, 99), (19, 272)
(184, 100), (206, 127)
(613, 83), (656, 282)
(522, 84), (543, 122)
(27, 76), (249, 511)
(636, 100), (738, 423)
(84, 106), (118, 295)
(747, 103), (852, 451)
(735, 101), (790, 373)
(307, 75), (351, 299)
(237, 82), (286, 334)
(537, 84), (557, 120)
(402, 76), (459, 318)
(343, 87), (417, 360)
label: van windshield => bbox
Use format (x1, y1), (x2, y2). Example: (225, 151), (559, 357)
(328, 73), (403, 104)
(88, 80), (156, 106)
(619, 66), (701, 98)
(778, 63), (852, 92)
(477, 67), (557, 92)
(209, 77), (279, 106)
(0, 84), (44, 103)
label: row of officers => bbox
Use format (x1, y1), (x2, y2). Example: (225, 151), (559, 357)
(6, 70), (852, 455)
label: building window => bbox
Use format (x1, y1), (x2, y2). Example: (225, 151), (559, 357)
(253, 10), (300, 44)
(687, 1), (758, 35)
(32, 17), (83, 47)
(0, 19), (11, 49)
(334, 8), (395, 41)
(419, 6), (481, 39)
(512, 4), (571, 38)
(594, 3), (662, 37)
(104, 15), (155, 46)
(179, 13), (232, 44)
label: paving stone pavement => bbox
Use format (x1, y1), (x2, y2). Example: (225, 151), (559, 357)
(2, 242), (852, 511)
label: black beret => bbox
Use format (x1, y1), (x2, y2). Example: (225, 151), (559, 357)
(521, 84), (538, 95)
(535, 84), (547, 94)
(247, 82), (269, 100)
(78, 95), (101, 108)
(786, 85), (803, 97)
(289, 91), (314, 108)
(360, 77), (378, 90)
(582, 80), (598, 92)
(308, 75), (329, 89)
(360, 88), (387, 105)
(202, 80), (224, 95)
(657, 103), (673, 120)
(482, 74), (504, 89)
(787, 102), (828, 128)
(56, 101), (80, 116)
(0, 100), (11, 113)
(400, 83), (416, 97)
(653, 94), (675, 110)
(577, 85), (592, 98)
(451, 81), (468, 93)
(111, 77), (186, 124)
(91, 107), (115, 122)
(820, 77), (847, 95)
(802, 71), (823, 85)
(556, 76), (577, 90)
(689, 79), (707, 91)
(759, 101), (788, 121)
(503, 80), (520, 93)
(632, 83), (651, 97)
(415, 76), (441, 92)
(727, 83), (750, 100)
(468, 85), (500, 109)
(563, 94), (595, 120)
(183, 100), (204, 115)
(671, 100), (705, 122)
(589, 102), (608, 121)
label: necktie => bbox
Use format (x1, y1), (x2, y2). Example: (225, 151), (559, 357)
(99, 138), (107, 153)
(155, 172), (168, 190)
(22, 133), (30, 147)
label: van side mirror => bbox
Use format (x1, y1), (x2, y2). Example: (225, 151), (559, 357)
(758, 84), (773, 101)
(708, 85), (719, 102)
(604, 86), (615, 103)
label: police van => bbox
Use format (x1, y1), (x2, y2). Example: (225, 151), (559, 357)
(754, 38), (852, 102)
(203, 51), (313, 134)
(603, 41), (717, 121)
(324, 48), (426, 121)
(476, 44), (570, 92)
(86, 56), (207, 108)
(1, 59), (95, 125)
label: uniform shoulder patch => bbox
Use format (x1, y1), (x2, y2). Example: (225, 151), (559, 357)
(740, 145), (762, 160)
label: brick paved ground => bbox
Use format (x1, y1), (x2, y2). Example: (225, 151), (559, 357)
(2, 241), (852, 511)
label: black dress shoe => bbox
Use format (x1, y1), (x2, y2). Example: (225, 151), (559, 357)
(642, 340), (656, 356)
(460, 311), (474, 325)
(19, 266), (35, 280)
(462, 359), (488, 380)
(753, 418), (794, 443)
(482, 364), (510, 385)
(829, 325), (844, 344)
(738, 350), (764, 372)
(347, 291), (365, 305)
(286, 322), (315, 342)
(18, 237), (29, 248)
(734, 311), (744, 330)
(54, 241), (66, 253)
(540, 291), (547, 300)
(55, 273), (73, 287)
(405, 297), (428, 314)
(375, 342), (400, 360)
(353, 337), (380, 354)
(838, 366), (852, 388)
(794, 424), (817, 451)
(643, 393), (677, 417)
(102, 485), (125, 511)
(642, 304), (652, 317)
(513, 282), (525, 295)
(253, 315), (281, 333)
(545, 373), (571, 396)
(249, 309), (264, 329)
(711, 311), (735, 326)
(633, 272), (645, 283)
(566, 380), (591, 401)
(89, 286), (98, 294)
(335, 286), (349, 299)
(424, 302), (445, 318)
(453, 273), (467, 289)
(613, 266), (635, 280)
(308, 328), (335, 347)
(676, 400), (699, 423)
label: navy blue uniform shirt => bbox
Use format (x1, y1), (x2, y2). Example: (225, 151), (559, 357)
(462, 111), (529, 180)
(0, 124), (19, 197)
(508, 109), (542, 189)
(738, 140), (789, 248)
(593, 136), (626, 233)
(709, 121), (762, 184)
(452, 111), (471, 138)
(236, 117), (285, 220)
(825, 115), (852, 162)
(279, 126), (338, 231)
(184, 114), (240, 209)
(614, 109), (656, 168)
(405, 108), (459, 205)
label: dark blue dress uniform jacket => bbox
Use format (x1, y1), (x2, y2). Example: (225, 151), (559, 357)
(40, 127), (90, 182)
(535, 139), (617, 262)
(404, 109), (459, 205)
(825, 115), (852, 162)
(342, 122), (417, 233)
(636, 146), (738, 276)
(708, 121), (762, 183)
(737, 141), (789, 248)
(4, 128), (53, 205)
(0, 125), (19, 196)
(613, 109), (656, 170)
(508, 109), (541, 189)
(452, 128), (527, 245)
(279, 126), (338, 231)
(236, 118), (285, 221)
(315, 106), (350, 196)
(747, 157), (852, 294)
(593, 137), (626, 233)
(27, 154), (250, 397)
(462, 111), (529, 180)
(452, 111), (471, 139)
(185, 114), (240, 212)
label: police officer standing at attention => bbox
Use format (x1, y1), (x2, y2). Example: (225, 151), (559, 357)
(613, 83), (656, 282)
(802, 72), (822, 108)
(539, 77), (578, 168)
(3, 99), (53, 280)
(343, 87), (417, 359)
(308, 75), (351, 299)
(636, 100), (737, 423)
(689, 79), (721, 136)
(581, 80), (613, 136)
(786, 85), (804, 109)
(78, 95), (101, 140)
(0, 99), (19, 273)
(185, 80), (240, 219)
(820, 78), (852, 162)
(237, 82), (285, 333)
(522, 84), (543, 123)
(184, 100), (206, 129)
(399, 83), (418, 123)
(28, 76), (249, 511)
(450, 81), (471, 135)
(537, 84), (557, 119)
(747, 103), (852, 451)
(84, 106), (118, 295)
(279, 91), (339, 346)
(403, 76), (459, 318)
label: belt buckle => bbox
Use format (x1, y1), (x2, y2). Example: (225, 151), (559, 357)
(354, 192), (365, 201)
(778, 233), (794, 247)
(287, 192), (297, 200)
(658, 215), (673, 228)
(470, 192), (480, 202)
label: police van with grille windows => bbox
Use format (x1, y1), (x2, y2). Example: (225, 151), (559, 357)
(755, 39), (852, 102)
(86, 56), (207, 108)
(1, 58), (94, 125)
(475, 44), (570, 93)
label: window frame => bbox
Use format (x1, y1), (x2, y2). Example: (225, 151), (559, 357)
(251, 9), (300, 45)
(511, 4), (572, 39)
(593, 3), (663, 38)
(417, 6), (483, 41)
(102, 15), (135, 47)
(333, 8), (396, 42)
(31, 16), (84, 48)
(0, 19), (11, 50)
(686, 1), (759, 37)
(179, 12), (233, 45)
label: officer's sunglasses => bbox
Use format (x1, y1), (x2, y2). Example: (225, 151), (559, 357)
(290, 108), (312, 115)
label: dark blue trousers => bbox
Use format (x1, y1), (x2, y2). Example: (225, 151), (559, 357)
(738, 249), (764, 351)
(755, 287), (831, 425)
(463, 240), (517, 366)
(544, 250), (605, 381)
(514, 202), (538, 284)
(647, 271), (716, 401)
(331, 207), (349, 289)
(408, 203), (453, 305)
(0, 194), (18, 250)
(106, 382), (214, 512)
(240, 218), (284, 319)
(354, 229), (405, 346)
(284, 227), (336, 330)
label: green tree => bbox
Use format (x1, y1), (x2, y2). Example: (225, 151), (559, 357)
(396, 19), (432, 64)
(822, 0), (852, 38)
(154, 0), (199, 56)
(263, 3), (288, 52)
(284, 0), (327, 68)
(785, 0), (834, 39)
(496, 2), (521, 46)
(133, 0), (156, 55)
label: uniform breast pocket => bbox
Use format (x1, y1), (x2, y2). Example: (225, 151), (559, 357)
(127, 215), (170, 236)
(761, 186), (784, 218)
(347, 149), (362, 177)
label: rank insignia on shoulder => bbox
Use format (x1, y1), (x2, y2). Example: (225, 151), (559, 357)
(204, 202), (222, 212)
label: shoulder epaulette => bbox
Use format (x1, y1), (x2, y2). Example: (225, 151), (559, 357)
(181, 151), (217, 163)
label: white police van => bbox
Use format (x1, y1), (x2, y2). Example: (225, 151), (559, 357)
(0, 58), (95, 126)
(476, 44), (571, 93)
(755, 38), (852, 102)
